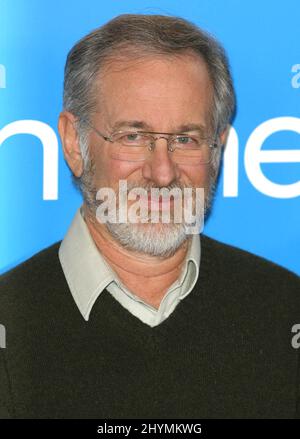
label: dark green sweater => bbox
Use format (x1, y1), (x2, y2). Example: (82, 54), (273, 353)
(0, 235), (299, 419)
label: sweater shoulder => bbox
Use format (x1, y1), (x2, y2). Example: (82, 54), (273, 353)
(201, 234), (300, 295)
(0, 242), (62, 304)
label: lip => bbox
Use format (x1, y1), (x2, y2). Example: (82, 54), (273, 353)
(139, 195), (178, 211)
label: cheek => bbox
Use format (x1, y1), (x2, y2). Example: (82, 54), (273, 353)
(179, 164), (211, 189)
(93, 155), (144, 189)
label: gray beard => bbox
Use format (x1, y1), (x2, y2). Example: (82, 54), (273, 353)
(72, 156), (217, 257)
(105, 219), (188, 258)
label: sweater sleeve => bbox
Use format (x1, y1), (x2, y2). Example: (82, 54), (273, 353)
(297, 348), (300, 419)
(0, 349), (14, 418)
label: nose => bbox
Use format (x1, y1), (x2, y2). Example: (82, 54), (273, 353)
(141, 137), (181, 186)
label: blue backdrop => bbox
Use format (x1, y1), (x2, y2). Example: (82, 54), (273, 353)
(0, 0), (299, 275)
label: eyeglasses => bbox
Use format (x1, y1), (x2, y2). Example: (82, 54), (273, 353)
(85, 122), (218, 165)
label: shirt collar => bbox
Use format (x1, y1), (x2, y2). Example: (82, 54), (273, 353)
(59, 207), (200, 321)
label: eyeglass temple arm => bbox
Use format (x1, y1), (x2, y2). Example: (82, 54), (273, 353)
(79, 118), (111, 142)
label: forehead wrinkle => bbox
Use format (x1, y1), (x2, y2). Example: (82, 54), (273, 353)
(110, 120), (152, 131)
(109, 120), (207, 134)
(95, 55), (213, 134)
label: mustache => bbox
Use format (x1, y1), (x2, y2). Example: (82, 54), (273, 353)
(124, 181), (196, 193)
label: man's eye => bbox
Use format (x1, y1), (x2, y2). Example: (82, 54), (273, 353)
(126, 133), (139, 141)
(175, 136), (197, 145)
(121, 133), (143, 143)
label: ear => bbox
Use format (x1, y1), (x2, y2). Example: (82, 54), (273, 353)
(218, 125), (230, 148)
(58, 111), (84, 177)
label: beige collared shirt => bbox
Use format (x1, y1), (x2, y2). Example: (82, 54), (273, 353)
(59, 207), (200, 327)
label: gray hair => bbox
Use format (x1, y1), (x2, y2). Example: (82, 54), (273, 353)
(63, 13), (235, 169)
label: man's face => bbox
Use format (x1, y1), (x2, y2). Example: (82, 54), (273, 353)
(81, 53), (216, 256)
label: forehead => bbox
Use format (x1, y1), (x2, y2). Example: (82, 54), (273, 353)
(95, 53), (213, 130)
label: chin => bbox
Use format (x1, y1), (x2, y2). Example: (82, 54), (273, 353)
(105, 220), (189, 257)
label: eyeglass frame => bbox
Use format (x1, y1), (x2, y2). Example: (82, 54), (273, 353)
(80, 119), (219, 163)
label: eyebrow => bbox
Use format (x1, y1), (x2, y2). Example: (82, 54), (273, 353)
(111, 120), (207, 134)
(111, 120), (152, 131)
(176, 123), (207, 134)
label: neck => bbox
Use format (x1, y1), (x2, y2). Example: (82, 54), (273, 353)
(83, 206), (190, 309)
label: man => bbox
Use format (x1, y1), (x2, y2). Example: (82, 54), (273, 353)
(0, 14), (299, 419)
